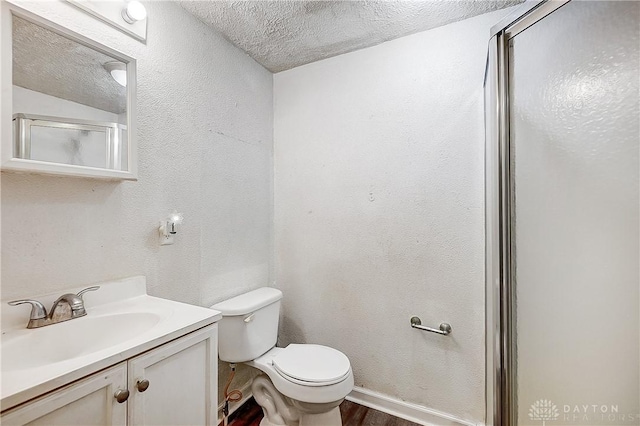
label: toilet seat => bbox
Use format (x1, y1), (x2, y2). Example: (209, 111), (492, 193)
(272, 344), (351, 387)
(248, 346), (354, 403)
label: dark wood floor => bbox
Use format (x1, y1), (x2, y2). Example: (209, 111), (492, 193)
(226, 397), (420, 426)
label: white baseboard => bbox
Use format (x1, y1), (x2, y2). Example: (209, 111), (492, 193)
(346, 386), (477, 426)
(217, 380), (254, 425)
(216, 382), (478, 426)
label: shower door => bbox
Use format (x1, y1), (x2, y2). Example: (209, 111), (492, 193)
(485, 1), (640, 425)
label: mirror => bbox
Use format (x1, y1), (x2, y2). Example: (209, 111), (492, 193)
(1, 5), (137, 180)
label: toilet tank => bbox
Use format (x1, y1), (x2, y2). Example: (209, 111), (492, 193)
(211, 287), (283, 363)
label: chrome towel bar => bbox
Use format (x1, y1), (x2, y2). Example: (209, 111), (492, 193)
(410, 316), (452, 336)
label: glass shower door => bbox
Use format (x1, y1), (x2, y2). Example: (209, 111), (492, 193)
(509, 1), (639, 424)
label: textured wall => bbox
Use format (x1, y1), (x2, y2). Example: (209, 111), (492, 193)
(511, 1), (639, 423)
(1, 0), (272, 406)
(273, 8), (512, 423)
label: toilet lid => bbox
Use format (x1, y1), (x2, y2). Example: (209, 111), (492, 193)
(272, 344), (351, 385)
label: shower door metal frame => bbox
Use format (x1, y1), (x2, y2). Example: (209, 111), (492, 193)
(484, 1), (571, 425)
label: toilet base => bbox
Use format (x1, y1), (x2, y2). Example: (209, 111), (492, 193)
(251, 374), (344, 426)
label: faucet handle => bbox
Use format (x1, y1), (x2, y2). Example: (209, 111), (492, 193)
(77, 286), (100, 301)
(7, 299), (48, 320)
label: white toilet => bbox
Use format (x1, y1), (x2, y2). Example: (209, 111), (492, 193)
(212, 287), (354, 426)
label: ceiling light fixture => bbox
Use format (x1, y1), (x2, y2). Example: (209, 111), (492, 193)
(122, 1), (147, 24)
(104, 61), (127, 87)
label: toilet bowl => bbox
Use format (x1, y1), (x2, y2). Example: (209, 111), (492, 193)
(211, 288), (353, 426)
(249, 346), (354, 426)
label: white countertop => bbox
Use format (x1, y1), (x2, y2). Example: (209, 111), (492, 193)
(0, 276), (221, 412)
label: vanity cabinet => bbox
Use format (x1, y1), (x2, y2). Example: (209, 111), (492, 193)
(127, 326), (217, 425)
(1, 325), (217, 426)
(0, 364), (127, 425)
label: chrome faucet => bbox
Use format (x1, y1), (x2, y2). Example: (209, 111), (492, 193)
(8, 286), (100, 329)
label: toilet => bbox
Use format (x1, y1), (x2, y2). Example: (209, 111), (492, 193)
(212, 287), (354, 426)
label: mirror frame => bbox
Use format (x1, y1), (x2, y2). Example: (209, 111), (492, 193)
(0, 2), (137, 180)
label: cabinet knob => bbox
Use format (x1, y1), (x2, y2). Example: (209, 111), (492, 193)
(136, 379), (150, 392)
(114, 389), (130, 403)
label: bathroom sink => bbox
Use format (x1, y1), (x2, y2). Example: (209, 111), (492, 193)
(1, 276), (221, 411)
(1, 312), (162, 371)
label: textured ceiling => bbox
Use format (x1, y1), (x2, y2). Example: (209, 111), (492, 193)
(13, 16), (127, 114)
(179, 0), (523, 72)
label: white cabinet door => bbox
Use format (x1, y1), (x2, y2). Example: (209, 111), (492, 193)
(1, 363), (128, 426)
(128, 325), (218, 426)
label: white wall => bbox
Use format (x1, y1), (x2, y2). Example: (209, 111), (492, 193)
(1, 0), (272, 405)
(274, 8), (512, 424)
(13, 85), (122, 123)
